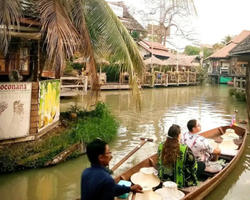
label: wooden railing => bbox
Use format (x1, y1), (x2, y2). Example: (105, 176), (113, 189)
(142, 71), (196, 86)
(60, 76), (88, 93)
(234, 77), (246, 92)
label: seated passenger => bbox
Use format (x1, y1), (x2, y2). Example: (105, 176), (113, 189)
(157, 124), (205, 188)
(181, 119), (221, 163)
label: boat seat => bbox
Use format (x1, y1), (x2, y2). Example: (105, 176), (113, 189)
(202, 171), (216, 177)
(180, 177), (211, 193)
(219, 154), (234, 161)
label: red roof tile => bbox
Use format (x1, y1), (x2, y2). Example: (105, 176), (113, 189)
(209, 30), (250, 58)
(138, 40), (172, 57)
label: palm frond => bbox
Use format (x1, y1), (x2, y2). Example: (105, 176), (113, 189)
(0, 0), (22, 55)
(68, 0), (99, 90)
(38, 0), (80, 77)
(85, 0), (145, 109)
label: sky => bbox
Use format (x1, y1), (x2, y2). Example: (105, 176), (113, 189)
(108, 0), (250, 49)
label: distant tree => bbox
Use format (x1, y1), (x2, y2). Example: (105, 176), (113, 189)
(184, 45), (200, 55)
(138, 0), (197, 46)
(213, 43), (225, 52)
(202, 47), (213, 59)
(221, 35), (234, 45)
(131, 31), (140, 41)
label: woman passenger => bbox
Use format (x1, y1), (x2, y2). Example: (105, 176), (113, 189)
(157, 124), (205, 188)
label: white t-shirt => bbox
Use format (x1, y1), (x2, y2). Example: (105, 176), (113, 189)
(181, 132), (214, 162)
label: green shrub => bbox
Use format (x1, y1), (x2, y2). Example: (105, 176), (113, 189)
(0, 102), (119, 173)
(63, 63), (74, 75)
(75, 102), (119, 143)
(71, 62), (82, 70)
(229, 88), (236, 96)
(101, 65), (120, 82)
(235, 91), (246, 101)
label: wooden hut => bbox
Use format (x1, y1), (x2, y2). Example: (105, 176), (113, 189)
(0, 18), (60, 144)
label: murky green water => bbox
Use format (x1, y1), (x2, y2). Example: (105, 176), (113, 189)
(0, 84), (248, 200)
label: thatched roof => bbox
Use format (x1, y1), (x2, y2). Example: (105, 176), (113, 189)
(144, 56), (167, 66)
(107, 1), (146, 33)
(143, 55), (199, 67)
(74, 56), (110, 65)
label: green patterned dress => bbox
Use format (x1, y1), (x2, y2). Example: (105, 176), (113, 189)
(158, 142), (198, 188)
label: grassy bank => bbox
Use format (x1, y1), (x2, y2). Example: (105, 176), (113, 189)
(0, 102), (119, 173)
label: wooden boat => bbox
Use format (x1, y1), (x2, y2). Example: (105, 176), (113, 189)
(114, 125), (247, 200)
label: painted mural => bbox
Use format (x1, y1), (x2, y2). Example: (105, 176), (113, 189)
(38, 80), (60, 132)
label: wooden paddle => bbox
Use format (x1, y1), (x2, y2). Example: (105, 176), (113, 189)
(131, 192), (136, 200)
(110, 137), (154, 172)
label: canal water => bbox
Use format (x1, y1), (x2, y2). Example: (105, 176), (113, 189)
(0, 84), (249, 200)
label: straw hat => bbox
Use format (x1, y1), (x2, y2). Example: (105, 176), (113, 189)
(155, 181), (185, 200)
(128, 187), (162, 200)
(130, 167), (160, 188)
(219, 139), (238, 150)
(219, 139), (239, 156)
(221, 128), (239, 140)
(206, 139), (219, 149)
(205, 161), (223, 173)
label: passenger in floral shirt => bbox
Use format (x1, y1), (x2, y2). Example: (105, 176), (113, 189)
(181, 119), (221, 162)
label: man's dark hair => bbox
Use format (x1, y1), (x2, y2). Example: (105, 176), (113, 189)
(86, 139), (107, 164)
(187, 119), (197, 132)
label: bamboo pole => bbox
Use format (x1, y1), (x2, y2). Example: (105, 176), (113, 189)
(111, 137), (153, 172)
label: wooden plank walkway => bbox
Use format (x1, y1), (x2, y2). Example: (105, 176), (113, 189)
(100, 83), (140, 90)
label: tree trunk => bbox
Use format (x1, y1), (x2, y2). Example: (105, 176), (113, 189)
(31, 44), (38, 82)
(55, 62), (61, 79)
(246, 62), (250, 121)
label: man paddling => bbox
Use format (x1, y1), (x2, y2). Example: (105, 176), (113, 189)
(81, 139), (143, 200)
(181, 119), (221, 162)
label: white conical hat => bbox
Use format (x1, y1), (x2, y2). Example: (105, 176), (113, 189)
(219, 139), (238, 150)
(130, 167), (160, 188)
(128, 187), (162, 200)
(155, 181), (185, 200)
(221, 128), (239, 140)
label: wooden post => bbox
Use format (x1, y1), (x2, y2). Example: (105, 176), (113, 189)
(166, 74), (168, 86)
(30, 82), (39, 135)
(240, 78), (243, 90)
(38, 41), (41, 79)
(177, 72), (179, 86)
(246, 62), (250, 123)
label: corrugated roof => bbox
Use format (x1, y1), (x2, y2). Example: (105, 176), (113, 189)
(147, 49), (173, 57)
(138, 40), (172, 57)
(140, 40), (169, 51)
(209, 30), (250, 58)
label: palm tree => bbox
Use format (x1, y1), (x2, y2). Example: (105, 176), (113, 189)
(0, 0), (145, 105)
(213, 43), (225, 52)
(221, 35), (234, 45)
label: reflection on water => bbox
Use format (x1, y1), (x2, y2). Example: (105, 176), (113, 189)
(0, 84), (248, 200)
